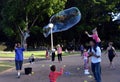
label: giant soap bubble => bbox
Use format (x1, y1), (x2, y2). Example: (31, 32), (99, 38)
(43, 7), (81, 37)
(109, 12), (120, 24)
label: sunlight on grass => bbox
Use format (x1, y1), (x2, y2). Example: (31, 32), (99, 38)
(0, 51), (46, 58)
(0, 51), (80, 73)
(0, 51), (80, 58)
(0, 62), (14, 72)
(0, 65), (13, 67)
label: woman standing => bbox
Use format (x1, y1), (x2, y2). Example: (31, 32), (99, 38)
(15, 43), (25, 78)
(57, 44), (62, 63)
(104, 42), (117, 69)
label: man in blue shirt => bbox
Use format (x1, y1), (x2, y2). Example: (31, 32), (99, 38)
(15, 43), (25, 78)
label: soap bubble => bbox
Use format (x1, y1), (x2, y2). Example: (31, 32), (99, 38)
(43, 7), (81, 37)
(109, 12), (120, 24)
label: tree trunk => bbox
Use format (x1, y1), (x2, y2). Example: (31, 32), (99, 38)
(18, 13), (39, 50)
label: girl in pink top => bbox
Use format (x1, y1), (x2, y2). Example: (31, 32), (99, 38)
(83, 49), (90, 75)
(49, 65), (63, 82)
(85, 28), (101, 47)
(57, 44), (62, 62)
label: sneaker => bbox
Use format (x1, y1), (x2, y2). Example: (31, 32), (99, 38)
(16, 75), (20, 78)
(84, 70), (90, 75)
(85, 71), (90, 75)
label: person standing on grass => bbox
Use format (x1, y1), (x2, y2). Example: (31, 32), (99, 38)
(88, 40), (102, 82)
(14, 43), (25, 78)
(104, 42), (117, 69)
(45, 48), (50, 60)
(57, 44), (62, 63)
(80, 44), (84, 56)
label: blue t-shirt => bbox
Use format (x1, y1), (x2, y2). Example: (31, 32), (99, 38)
(15, 47), (25, 61)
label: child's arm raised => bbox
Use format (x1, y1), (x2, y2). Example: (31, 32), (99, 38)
(85, 31), (92, 37)
(56, 68), (64, 76)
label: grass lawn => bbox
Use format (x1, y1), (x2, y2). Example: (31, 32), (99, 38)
(0, 51), (46, 58)
(0, 51), (80, 58)
(0, 61), (15, 73)
(0, 51), (80, 73)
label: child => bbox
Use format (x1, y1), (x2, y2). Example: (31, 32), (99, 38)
(46, 48), (50, 60)
(85, 28), (101, 47)
(83, 49), (90, 75)
(29, 54), (35, 64)
(49, 65), (63, 82)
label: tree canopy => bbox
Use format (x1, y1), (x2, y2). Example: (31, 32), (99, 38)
(0, 0), (120, 50)
(0, 0), (67, 48)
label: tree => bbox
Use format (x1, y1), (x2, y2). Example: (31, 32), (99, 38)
(1, 0), (67, 49)
(64, 0), (120, 45)
(1, 0), (120, 50)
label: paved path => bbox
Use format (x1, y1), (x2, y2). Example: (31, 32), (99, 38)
(0, 54), (120, 82)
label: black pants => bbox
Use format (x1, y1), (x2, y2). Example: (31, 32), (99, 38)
(29, 58), (35, 63)
(58, 54), (62, 61)
(51, 52), (55, 61)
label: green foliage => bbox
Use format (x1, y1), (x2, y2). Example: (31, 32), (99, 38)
(66, 0), (119, 30)
(1, 0), (67, 40)
(0, 0), (120, 49)
(3, 28), (14, 37)
(63, 0), (120, 47)
(30, 26), (43, 34)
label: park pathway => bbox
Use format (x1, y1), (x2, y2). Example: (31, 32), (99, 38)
(0, 54), (120, 82)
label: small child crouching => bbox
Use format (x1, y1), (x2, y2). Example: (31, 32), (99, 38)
(29, 54), (35, 64)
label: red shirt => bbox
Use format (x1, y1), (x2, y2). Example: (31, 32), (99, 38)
(49, 68), (63, 82)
